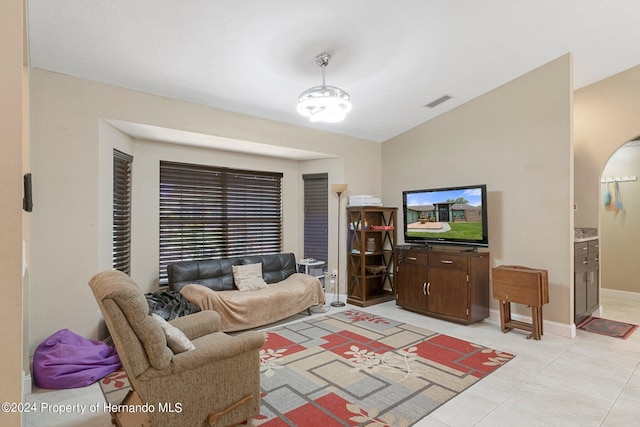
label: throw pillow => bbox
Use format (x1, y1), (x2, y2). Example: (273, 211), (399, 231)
(232, 263), (268, 291)
(150, 313), (195, 354)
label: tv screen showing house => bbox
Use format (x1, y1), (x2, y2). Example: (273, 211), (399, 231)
(402, 184), (488, 247)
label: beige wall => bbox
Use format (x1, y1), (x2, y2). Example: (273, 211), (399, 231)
(28, 68), (381, 352)
(382, 55), (574, 325)
(599, 144), (640, 293)
(574, 65), (640, 227)
(0, 0), (25, 422)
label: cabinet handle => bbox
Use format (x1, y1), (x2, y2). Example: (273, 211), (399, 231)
(408, 256), (417, 261)
(422, 282), (427, 295)
(440, 260), (454, 264)
(427, 282), (431, 295)
(582, 261), (588, 265)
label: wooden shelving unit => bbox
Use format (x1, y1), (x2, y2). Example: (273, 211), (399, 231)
(346, 206), (397, 307)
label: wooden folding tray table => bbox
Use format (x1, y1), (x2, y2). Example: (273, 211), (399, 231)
(492, 265), (549, 340)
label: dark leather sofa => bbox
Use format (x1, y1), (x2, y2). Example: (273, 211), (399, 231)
(167, 253), (298, 292)
(166, 253), (326, 332)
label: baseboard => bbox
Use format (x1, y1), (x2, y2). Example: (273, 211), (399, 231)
(23, 370), (32, 396)
(601, 288), (640, 302)
(488, 308), (575, 339)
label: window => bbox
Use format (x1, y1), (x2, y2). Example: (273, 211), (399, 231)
(302, 173), (328, 263)
(159, 161), (283, 284)
(113, 149), (133, 274)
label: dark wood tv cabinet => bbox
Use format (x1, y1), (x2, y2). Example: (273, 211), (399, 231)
(395, 246), (490, 324)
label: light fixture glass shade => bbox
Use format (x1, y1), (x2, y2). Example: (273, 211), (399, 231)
(297, 85), (352, 123)
(298, 53), (352, 123)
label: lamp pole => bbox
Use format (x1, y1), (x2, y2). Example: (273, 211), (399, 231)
(330, 184), (348, 307)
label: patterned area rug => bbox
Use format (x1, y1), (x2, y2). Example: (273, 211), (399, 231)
(577, 316), (639, 340)
(255, 310), (513, 426)
(99, 310), (514, 426)
(100, 367), (131, 406)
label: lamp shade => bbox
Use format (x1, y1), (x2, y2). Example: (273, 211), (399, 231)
(331, 183), (348, 194)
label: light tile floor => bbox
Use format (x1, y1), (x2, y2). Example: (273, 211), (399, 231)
(24, 296), (640, 426)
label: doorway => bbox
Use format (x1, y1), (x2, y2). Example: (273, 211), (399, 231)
(599, 137), (640, 324)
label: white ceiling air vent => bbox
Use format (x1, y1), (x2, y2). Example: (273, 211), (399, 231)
(425, 95), (452, 108)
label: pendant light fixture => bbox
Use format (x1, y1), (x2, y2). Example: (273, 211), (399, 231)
(297, 53), (352, 123)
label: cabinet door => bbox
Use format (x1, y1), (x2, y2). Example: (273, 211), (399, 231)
(574, 260), (588, 323)
(427, 267), (468, 319)
(396, 256), (428, 311)
(586, 260), (599, 313)
(586, 240), (599, 313)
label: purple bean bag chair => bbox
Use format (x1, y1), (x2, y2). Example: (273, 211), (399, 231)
(33, 329), (121, 389)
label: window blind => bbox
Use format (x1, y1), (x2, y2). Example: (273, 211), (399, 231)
(113, 149), (133, 275)
(303, 173), (328, 263)
(159, 161), (283, 284)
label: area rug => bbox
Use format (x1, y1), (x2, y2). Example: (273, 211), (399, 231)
(577, 316), (639, 340)
(254, 310), (513, 426)
(99, 310), (514, 426)
(99, 367), (131, 406)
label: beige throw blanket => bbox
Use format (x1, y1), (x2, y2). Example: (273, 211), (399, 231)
(180, 273), (326, 332)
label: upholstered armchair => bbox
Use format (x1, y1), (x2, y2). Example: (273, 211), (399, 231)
(89, 270), (265, 427)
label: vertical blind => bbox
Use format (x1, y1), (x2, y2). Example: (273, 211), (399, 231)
(303, 173), (328, 263)
(113, 149), (133, 275)
(159, 161), (283, 284)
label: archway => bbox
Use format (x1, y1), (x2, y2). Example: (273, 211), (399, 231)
(598, 136), (640, 323)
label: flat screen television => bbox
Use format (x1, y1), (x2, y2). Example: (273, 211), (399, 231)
(402, 184), (488, 248)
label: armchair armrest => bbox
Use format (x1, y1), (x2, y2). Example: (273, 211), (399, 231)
(139, 331), (265, 379)
(168, 310), (222, 340)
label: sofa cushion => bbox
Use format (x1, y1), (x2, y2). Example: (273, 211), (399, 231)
(167, 258), (241, 292)
(232, 263), (268, 291)
(151, 313), (195, 354)
(240, 253), (297, 284)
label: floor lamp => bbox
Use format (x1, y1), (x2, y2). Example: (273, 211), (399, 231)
(330, 183), (348, 307)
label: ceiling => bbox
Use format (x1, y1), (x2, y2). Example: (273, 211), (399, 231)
(27, 1), (640, 144)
